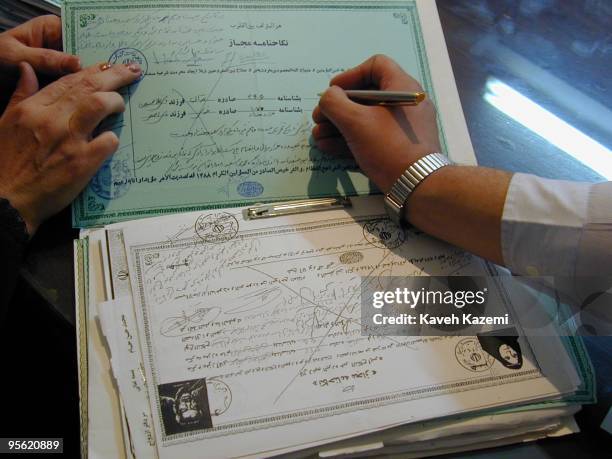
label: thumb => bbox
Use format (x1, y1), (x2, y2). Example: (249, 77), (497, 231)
(318, 86), (367, 135)
(7, 62), (39, 108)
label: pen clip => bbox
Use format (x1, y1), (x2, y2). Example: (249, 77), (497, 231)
(375, 101), (421, 107)
(243, 197), (352, 220)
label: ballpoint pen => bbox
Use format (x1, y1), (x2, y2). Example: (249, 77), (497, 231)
(318, 90), (426, 106)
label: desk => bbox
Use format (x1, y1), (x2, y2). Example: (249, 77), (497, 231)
(12, 0), (612, 454)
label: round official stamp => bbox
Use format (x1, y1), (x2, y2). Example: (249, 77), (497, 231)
(206, 379), (232, 416)
(91, 159), (130, 200)
(455, 338), (494, 372)
(237, 181), (264, 198)
(363, 219), (405, 249)
(109, 47), (147, 81)
(195, 212), (239, 243)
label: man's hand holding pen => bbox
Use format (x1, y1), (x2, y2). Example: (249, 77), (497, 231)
(312, 54), (441, 193)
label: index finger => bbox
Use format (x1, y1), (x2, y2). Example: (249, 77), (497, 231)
(75, 61), (142, 94)
(32, 62), (142, 105)
(330, 54), (423, 92)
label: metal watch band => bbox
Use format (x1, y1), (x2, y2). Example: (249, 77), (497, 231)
(384, 153), (453, 226)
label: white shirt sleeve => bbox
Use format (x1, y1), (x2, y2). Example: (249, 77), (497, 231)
(501, 173), (612, 278)
(501, 174), (612, 335)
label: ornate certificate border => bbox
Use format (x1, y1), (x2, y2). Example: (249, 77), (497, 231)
(63, 0), (450, 227)
(129, 216), (543, 444)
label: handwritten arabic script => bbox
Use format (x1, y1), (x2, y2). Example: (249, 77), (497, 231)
(71, 7), (410, 225)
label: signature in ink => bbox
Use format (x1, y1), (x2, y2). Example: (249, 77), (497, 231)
(226, 286), (282, 314)
(160, 307), (222, 337)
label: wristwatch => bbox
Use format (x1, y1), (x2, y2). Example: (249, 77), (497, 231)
(383, 153), (454, 226)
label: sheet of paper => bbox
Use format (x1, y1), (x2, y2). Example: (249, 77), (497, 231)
(73, 239), (89, 459)
(62, 0), (475, 227)
(273, 406), (581, 458)
(89, 196), (589, 457)
(82, 211), (592, 459)
(98, 299), (158, 459)
(320, 416), (579, 459)
(106, 229), (133, 299)
(102, 224), (587, 459)
(82, 229), (128, 459)
(107, 196), (572, 458)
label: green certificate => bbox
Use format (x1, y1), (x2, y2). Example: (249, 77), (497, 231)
(63, 0), (446, 227)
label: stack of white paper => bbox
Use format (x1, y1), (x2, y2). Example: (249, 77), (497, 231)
(74, 195), (594, 459)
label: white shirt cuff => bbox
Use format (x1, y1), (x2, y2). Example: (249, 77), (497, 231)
(501, 173), (592, 277)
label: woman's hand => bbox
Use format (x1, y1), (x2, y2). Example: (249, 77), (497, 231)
(0, 61), (141, 235)
(312, 54), (441, 192)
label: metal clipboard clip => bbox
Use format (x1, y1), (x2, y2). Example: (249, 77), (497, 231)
(243, 197), (352, 220)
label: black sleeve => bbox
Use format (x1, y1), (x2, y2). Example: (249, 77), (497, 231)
(0, 198), (29, 321)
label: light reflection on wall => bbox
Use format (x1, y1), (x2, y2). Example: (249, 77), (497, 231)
(484, 79), (612, 180)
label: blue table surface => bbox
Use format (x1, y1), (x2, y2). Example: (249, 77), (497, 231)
(436, 0), (611, 456)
